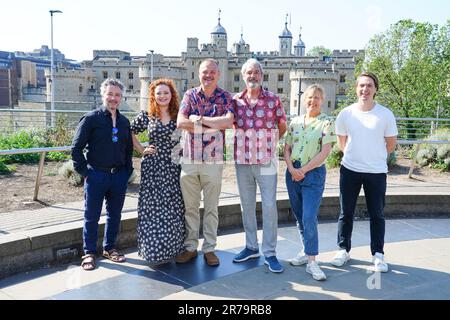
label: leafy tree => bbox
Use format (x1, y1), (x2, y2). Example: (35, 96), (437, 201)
(353, 19), (449, 123)
(307, 46), (332, 57)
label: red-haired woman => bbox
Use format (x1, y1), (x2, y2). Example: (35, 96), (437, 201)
(131, 78), (185, 264)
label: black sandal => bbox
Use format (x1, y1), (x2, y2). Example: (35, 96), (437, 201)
(81, 254), (96, 271)
(102, 249), (126, 263)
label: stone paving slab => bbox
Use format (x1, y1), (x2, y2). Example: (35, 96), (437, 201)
(1, 219), (449, 300)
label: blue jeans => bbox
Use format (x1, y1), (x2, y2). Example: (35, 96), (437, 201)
(286, 162), (326, 256)
(83, 167), (129, 254)
(337, 165), (386, 255)
(235, 162), (278, 258)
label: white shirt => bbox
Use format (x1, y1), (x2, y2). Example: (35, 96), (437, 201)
(335, 103), (398, 173)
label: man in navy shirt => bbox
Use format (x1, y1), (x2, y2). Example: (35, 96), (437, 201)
(72, 78), (133, 271)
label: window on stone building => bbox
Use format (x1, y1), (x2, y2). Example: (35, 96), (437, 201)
(263, 74), (269, 82)
(115, 72), (121, 79)
(234, 74), (240, 82)
(277, 88), (283, 94)
(191, 72), (195, 79)
(128, 72), (134, 80)
(79, 85), (83, 93)
(278, 74), (284, 82)
(328, 101), (332, 109)
(234, 87), (240, 92)
(129, 85), (134, 90)
(340, 75), (346, 83)
(103, 71), (108, 79)
(339, 88), (346, 95)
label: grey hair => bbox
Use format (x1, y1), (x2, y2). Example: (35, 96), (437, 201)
(100, 78), (124, 96)
(241, 58), (263, 76)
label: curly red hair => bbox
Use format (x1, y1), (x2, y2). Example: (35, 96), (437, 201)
(148, 78), (180, 120)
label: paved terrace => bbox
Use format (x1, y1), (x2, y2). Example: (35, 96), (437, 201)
(0, 169), (449, 300)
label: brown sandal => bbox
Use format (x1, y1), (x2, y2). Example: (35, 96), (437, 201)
(81, 254), (96, 271)
(102, 249), (126, 263)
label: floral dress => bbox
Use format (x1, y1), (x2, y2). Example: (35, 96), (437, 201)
(131, 111), (185, 263)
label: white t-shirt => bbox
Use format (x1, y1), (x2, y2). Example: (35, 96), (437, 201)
(335, 103), (398, 173)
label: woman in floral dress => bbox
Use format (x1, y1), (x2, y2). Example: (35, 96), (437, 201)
(131, 78), (185, 263)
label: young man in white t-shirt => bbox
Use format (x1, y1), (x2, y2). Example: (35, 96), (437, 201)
(331, 72), (398, 273)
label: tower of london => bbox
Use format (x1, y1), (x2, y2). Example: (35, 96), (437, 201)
(16, 14), (363, 116)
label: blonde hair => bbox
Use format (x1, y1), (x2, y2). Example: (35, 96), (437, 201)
(302, 84), (325, 104)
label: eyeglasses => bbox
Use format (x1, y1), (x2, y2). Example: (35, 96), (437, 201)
(112, 127), (118, 143)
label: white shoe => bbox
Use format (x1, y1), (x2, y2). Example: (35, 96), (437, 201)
(290, 252), (308, 266)
(373, 252), (389, 272)
(330, 249), (350, 267)
(306, 261), (326, 281)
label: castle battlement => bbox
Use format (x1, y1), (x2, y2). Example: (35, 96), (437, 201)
(45, 68), (94, 79)
(331, 49), (364, 57)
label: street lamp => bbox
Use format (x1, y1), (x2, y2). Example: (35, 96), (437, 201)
(149, 50), (154, 83)
(49, 9), (62, 127)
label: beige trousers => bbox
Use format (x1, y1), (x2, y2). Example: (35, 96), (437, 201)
(180, 162), (223, 253)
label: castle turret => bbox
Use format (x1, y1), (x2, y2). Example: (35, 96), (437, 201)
(279, 16), (292, 57)
(232, 28), (251, 55)
(211, 10), (227, 50)
(294, 27), (306, 57)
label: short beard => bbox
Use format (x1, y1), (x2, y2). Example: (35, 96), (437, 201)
(248, 81), (261, 89)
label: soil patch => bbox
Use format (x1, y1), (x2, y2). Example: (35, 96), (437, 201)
(0, 157), (448, 213)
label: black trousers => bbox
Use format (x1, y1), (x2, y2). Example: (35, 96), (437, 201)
(337, 165), (386, 255)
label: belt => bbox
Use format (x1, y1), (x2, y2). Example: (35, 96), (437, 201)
(90, 165), (123, 174)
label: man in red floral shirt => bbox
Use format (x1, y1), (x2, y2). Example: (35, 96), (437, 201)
(232, 58), (287, 273)
(176, 59), (234, 266)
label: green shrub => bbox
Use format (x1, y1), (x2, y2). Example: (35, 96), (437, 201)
(415, 129), (450, 171)
(0, 159), (14, 174)
(326, 144), (342, 168)
(277, 137), (285, 158)
(46, 151), (70, 162)
(0, 123), (74, 164)
(0, 131), (43, 163)
(58, 160), (83, 187)
(325, 144), (397, 169)
(387, 151), (397, 167)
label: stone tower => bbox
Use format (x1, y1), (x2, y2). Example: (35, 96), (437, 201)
(211, 10), (227, 50)
(294, 27), (306, 57)
(279, 15), (293, 57)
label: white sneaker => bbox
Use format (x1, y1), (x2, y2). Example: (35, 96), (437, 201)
(373, 252), (389, 272)
(330, 249), (350, 267)
(306, 261), (327, 281)
(290, 252), (308, 266)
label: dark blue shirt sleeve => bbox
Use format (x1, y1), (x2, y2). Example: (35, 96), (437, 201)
(71, 115), (90, 177)
(125, 119), (134, 176)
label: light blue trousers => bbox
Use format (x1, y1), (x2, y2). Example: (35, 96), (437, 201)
(235, 162), (279, 258)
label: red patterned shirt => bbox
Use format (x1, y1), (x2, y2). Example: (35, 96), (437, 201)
(179, 86), (234, 162)
(233, 88), (286, 164)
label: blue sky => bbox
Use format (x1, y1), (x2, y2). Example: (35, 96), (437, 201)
(1, 0), (448, 61)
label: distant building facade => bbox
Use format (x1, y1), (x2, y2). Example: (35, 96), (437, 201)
(3, 16), (363, 116)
